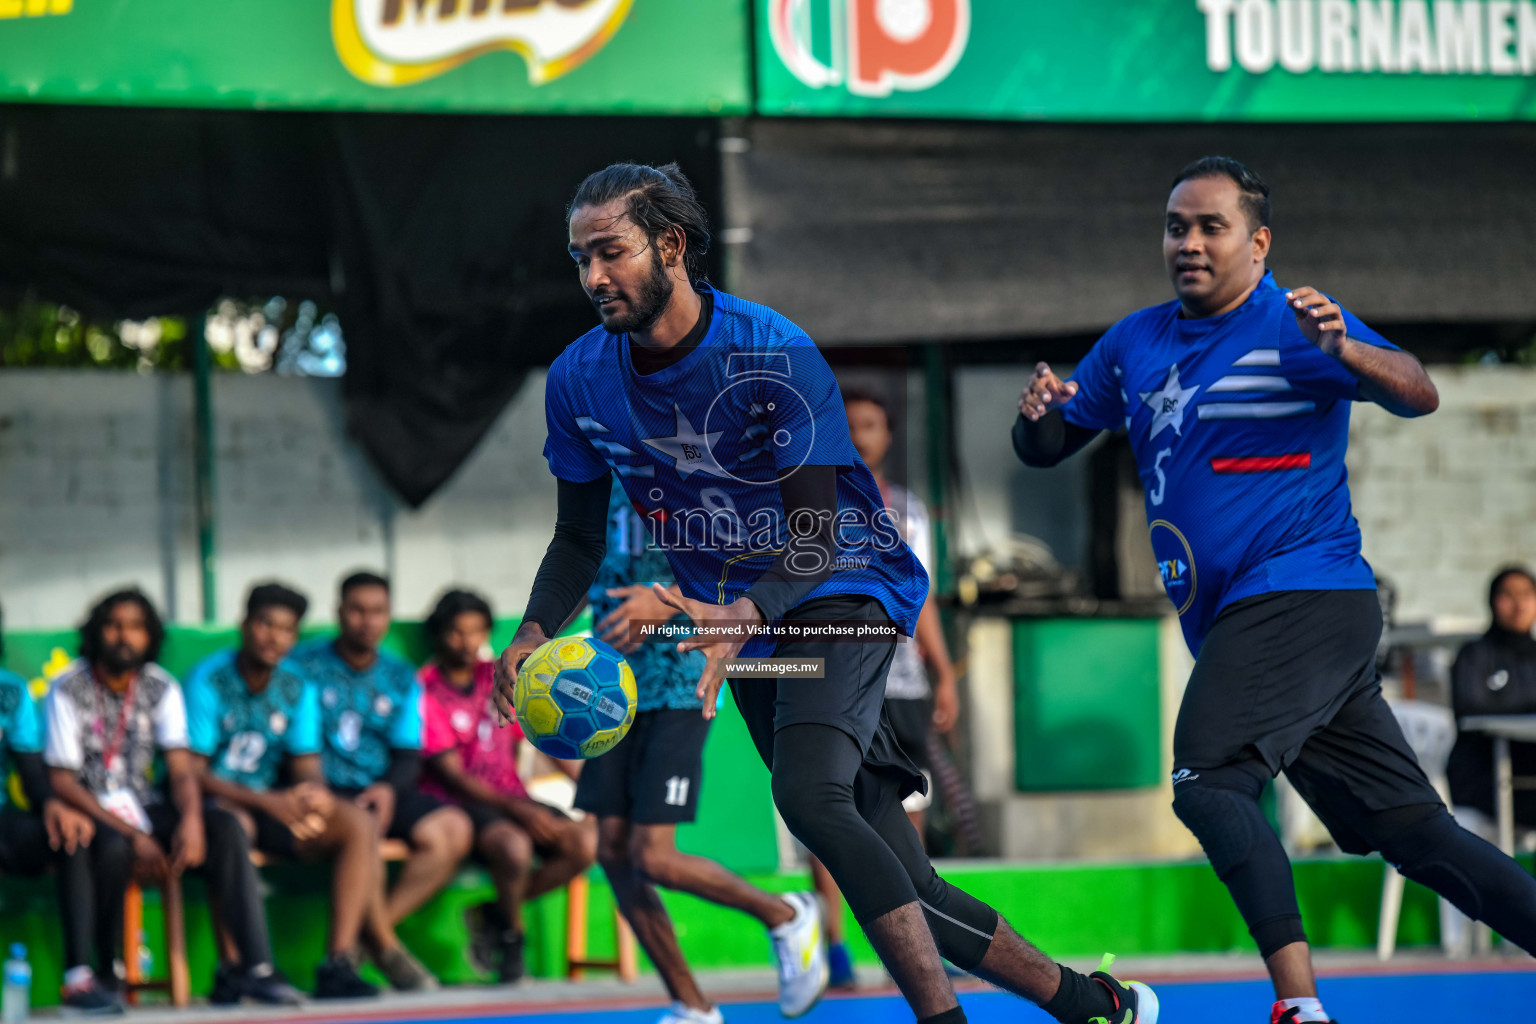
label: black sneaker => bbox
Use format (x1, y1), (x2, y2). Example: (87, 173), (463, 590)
(375, 944), (439, 992)
(60, 980), (125, 1017)
(497, 930), (526, 984)
(1088, 954), (1159, 1024)
(210, 963), (304, 1006)
(314, 952), (380, 1000)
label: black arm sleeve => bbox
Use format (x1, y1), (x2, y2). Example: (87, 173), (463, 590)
(743, 465), (840, 623)
(1011, 410), (1101, 468)
(521, 472), (614, 638)
(13, 751), (50, 809)
(385, 750), (421, 791)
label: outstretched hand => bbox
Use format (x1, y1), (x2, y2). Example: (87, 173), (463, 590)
(1018, 362), (1079, 421)
(652, 584), (763, 720)
(1286, 287), (1347, 356)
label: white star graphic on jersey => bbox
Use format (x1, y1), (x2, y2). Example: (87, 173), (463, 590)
(1139, 364), (1200, 440)
(641, 404), (726, 479)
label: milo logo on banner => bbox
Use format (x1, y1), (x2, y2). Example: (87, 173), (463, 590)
(333, 0), (633, 87)
(769, 0), (970, 96)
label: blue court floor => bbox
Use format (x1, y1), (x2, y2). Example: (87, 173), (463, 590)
(251, 964), (1533, 1024)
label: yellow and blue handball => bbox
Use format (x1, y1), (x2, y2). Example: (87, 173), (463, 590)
(514, 636), (637, 760)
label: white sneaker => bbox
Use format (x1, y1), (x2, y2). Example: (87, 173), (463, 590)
(655, 1002), (724, 1024)
(769, 891), (829, 1018)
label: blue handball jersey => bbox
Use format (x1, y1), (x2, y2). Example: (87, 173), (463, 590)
(288, 639), (423, 790)
(544, 285), (927, 659)
(185, 649), (321, 791)
(0, 668), (42, 810)
(1062, 272), (1394, 655)
(592, 478), (708, 712)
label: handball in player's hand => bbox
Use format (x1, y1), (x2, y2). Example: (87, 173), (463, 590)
(1019, 362), (1079, 421)
(514, 636), (637, 760)
(494, 622), (549, 725)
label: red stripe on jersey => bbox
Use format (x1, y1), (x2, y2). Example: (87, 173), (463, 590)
(1210, 453), (1312, 473)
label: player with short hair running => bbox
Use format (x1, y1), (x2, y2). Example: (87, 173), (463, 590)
(1014, 156), (1536, 1024)
(493, 161), (1157, 1024)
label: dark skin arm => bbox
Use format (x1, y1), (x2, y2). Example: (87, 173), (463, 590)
(1285, 287), (1439, 417)
(428, 749), (565, 845)
(50, 766), (171, 879)
(163, 748), (206, 875)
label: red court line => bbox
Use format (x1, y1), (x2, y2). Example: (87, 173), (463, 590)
(1210, 453), (1311, 473)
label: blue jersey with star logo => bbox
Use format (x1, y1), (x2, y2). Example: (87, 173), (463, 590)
(543, 285), (927, 658)
(1061, 271), (1396, 655)
(288, 639), (423, 790)
(0, 668), (42, 810)
(185, 648), (320, 791)
(592, 478), (708, 712)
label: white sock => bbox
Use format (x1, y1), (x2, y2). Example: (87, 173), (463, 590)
(1274, 996), (1330, 1023)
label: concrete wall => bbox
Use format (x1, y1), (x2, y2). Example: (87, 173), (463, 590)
(0, 370), (556, 628)
(1349, 366), (1536, 628)
(951, 364), (1536, 630)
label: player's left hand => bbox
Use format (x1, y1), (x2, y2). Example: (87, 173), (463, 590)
(1286, 287), (1348, 357)
(931, 674), (960, 734)
(170, 812), (207, 875)
(43, 797), (94, 855)
(653, 585), (762, 720)
(597, 584), (678, 654)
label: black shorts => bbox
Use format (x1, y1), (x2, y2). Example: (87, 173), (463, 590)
(0, 806), (51, 875)
(574, 709), (710, 825)
(251, 806), (300, 861)
(731, 594), (925, 799)
(459, 798), (573, 857)
(884, 697), (932, 774)
(1173, 589), (1442, 854)
(333, 783), (448, 841)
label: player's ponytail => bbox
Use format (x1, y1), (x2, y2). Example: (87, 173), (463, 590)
(569, 162), (712, 285)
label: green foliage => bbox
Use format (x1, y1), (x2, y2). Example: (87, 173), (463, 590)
(0, 298), (191, 370)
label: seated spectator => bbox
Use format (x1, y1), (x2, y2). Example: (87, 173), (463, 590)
(45, 590), (301, 1011)
(419, 590), (596, 983)
(187, 583), (405, 1000)
(1448, 566), (1536, 829)
(289, 572), (465, 991)
(0, 616), (97, 982)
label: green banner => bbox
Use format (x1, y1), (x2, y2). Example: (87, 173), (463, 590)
(0, 0), (749, 113)
(757, 0), (1536, 120)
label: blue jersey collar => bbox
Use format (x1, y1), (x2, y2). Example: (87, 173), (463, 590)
(622, 283), (723, 388)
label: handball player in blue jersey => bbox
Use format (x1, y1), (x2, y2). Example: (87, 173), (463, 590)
(1015, 157), (1536, 1024)
(492, 162), (1157, 1024)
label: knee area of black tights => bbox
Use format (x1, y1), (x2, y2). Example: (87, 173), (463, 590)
(1373, 807), (1485, 915)
(919, 888), (998, 971)
(1172, 782), (1259, 877)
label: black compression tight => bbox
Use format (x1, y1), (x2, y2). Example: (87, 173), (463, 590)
(770, 724), (998, 969)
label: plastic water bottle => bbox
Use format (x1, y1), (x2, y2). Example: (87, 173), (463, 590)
(136, 930), (153, 980)
(3, 943), (30, 1024)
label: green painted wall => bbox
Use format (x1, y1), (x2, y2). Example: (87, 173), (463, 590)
(1013, 619), (1163, 791)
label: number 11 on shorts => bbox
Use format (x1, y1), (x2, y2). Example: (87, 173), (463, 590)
(664, 775), (690, 807)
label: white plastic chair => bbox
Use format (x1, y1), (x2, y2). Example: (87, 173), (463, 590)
(1376, 699), (1466, 959)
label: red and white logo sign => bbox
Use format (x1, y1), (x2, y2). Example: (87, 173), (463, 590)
(769, 0), (970, 97)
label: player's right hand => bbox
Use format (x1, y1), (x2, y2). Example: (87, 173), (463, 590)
(494, 622), (549, 726)
(1018, 362), (1079, 421)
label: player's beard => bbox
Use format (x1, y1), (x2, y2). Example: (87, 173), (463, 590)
(597, 247), (674, 335)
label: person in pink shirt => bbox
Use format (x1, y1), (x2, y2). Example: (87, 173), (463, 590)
(419, 589), (596, 982)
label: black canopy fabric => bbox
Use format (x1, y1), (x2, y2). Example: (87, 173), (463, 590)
(0, 104), (720, 506)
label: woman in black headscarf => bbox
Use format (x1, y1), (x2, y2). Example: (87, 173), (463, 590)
(1448, 566), (1536, 829)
